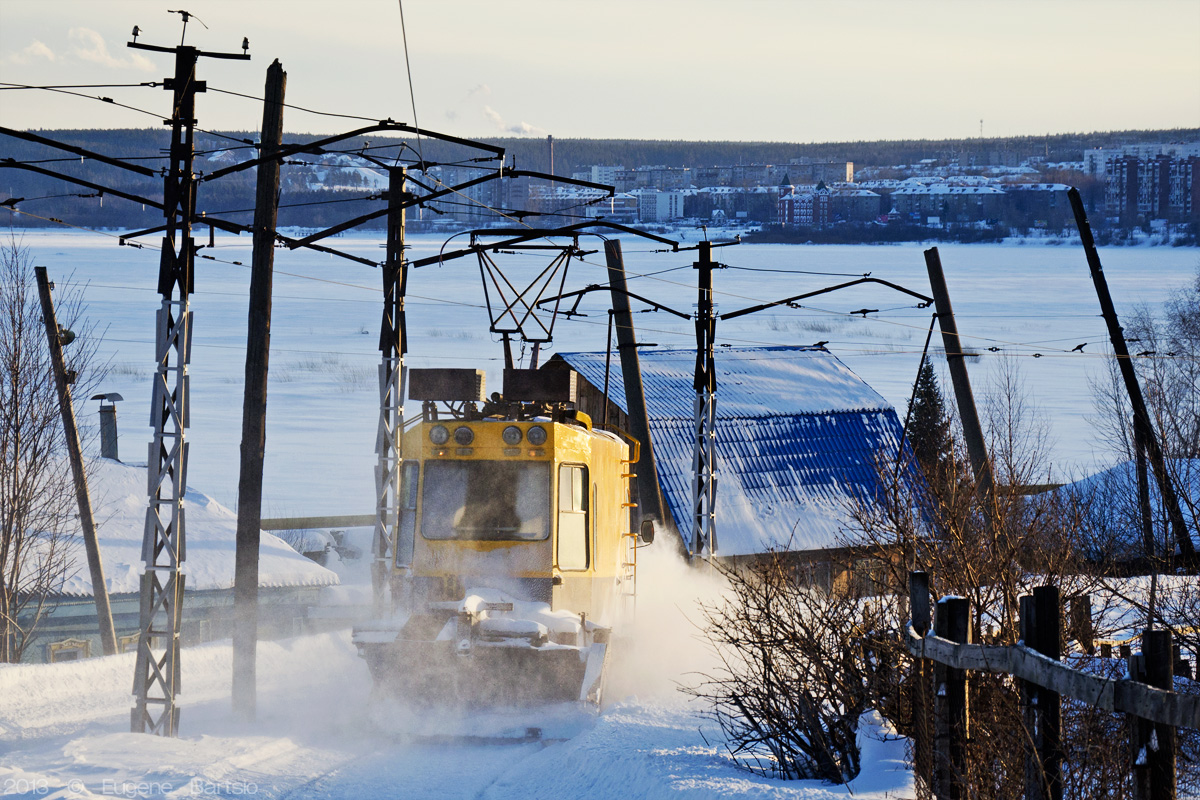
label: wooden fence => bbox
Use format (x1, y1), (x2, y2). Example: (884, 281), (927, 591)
(905, 571), (1199, 800)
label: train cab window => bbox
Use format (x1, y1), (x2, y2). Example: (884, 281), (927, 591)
(422, 461), (550, 541)
(396, 461), (419, 567)
(558, 465), (589, 570)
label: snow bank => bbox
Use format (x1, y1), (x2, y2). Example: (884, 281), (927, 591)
(55, 459), (338, 596)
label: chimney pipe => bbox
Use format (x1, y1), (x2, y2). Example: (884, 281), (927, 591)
(91, 393), (123, 460)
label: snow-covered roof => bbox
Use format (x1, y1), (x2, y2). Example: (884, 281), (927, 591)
(554, 346), (904, 555)
(53, 459), (339, 597)
(1058, 458), (1200, 558)
(1000, 182), (1072, 192)
(891, 184), (1006, 196)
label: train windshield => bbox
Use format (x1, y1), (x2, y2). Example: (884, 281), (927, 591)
(421, 461), (550, 541)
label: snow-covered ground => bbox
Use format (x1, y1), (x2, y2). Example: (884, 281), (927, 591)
(0, 543), (913, 799)
(6, 229), (1196, 797)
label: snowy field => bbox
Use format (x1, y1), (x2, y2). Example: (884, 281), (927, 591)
(13, 229), (1198, 517)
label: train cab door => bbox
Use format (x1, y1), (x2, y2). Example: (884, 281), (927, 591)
(556, 463), (591, 614)
(395, 461), (419, 569)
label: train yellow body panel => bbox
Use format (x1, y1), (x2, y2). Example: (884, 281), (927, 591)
(356, 407), (638, 706)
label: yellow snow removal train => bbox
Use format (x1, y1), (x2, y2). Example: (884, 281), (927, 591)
(354, 367), (652, 705)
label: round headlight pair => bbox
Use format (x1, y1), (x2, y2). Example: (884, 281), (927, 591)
(526, 425), (547, 446)
(429, 425), (474, 446)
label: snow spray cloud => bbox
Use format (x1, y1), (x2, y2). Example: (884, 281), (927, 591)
(606, 533), (729, 702)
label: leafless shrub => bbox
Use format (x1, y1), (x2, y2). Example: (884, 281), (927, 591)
(683, 552), (891, 783)
(1, 237), (104, 661)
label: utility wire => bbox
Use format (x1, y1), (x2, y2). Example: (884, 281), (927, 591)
(724, 264), (872, 278)
(0, 81), (159, 90)
(396, 0), (425, 167)
(10, 154), (171, 164)
(201, 193), (382, 216)
(207, 87), (379, 122)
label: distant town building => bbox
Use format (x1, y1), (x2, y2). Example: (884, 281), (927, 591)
(778, 184), (831, 227)
(582, 192), (639, 224)
(1103, 151), (1200, 222)
(630, 166), (691, 191)
(889, 181), (1005, 225)
(999, 183), (1072, 229)
(576, 165), (625, 186)
(1083, 143), (1200, 175)
(786, 158), (854, 184)
(636, 189), (686, 223)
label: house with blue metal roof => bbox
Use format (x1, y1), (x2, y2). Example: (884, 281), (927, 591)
(548, 345), (907, 562)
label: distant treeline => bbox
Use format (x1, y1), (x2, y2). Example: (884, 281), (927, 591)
(3, 127), (1197, 232)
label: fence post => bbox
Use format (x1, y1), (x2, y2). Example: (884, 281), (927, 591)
(934, 595), (969, 799)
(910, 572), (932, 798)
(1172, 643), (1191, 681)
(1143, 629), (1176, 800)
(1021, 593), (1039, 799)
(1071, 594), (1095, 655)
(1034, 586), (1063, 800)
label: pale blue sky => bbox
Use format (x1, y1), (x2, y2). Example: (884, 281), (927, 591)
(2, 0), (1197, 142)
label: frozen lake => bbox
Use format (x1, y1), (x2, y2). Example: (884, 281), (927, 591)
(16, 229), (1199, 516)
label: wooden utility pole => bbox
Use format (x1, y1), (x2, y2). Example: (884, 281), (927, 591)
(604, 240), (667, 531)
(233, 59), (286, 722)
(35, 266), (117, 657)
(924, 247), (993, 497)
(1067, 188), (1194, 559)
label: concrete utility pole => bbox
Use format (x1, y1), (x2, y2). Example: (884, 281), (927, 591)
(35, 266), (117, 657)
(604, 240), (667, 530)
(128, 26), (250, 737)
(924, 247), (993, 498)
(234, 58), (286, 722)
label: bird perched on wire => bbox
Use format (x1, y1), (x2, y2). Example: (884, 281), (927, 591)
(1070, 343), (1087, 353)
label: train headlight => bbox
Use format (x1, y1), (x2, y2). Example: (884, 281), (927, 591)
(526, 425), (547, 446)
(502, 425), (523, 445)
(454, 426), (475, 446)
(429, 425), (450, 445)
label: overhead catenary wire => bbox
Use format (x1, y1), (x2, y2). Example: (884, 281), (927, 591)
(207, 86), (379, 123)
(13, 206), (1192, 364)
(0, 81), (161, 90)
(0, 208), (1134, 360)
(396, 0), (425, 167)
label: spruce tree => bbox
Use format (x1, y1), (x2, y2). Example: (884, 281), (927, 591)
(906, 360), (953, 488)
